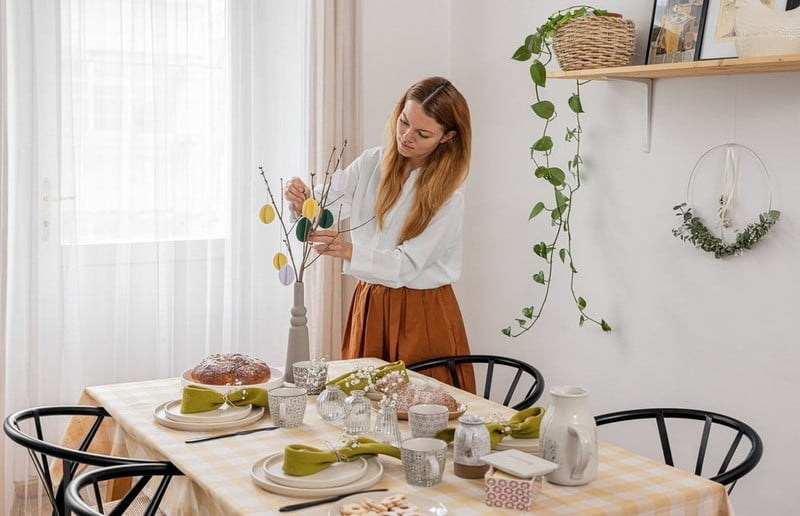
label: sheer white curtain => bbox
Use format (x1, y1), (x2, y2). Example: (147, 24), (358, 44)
(306, 0), (361, 361)
(3, 0), (307, 512)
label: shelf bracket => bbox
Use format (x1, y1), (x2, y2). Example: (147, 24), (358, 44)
(608, 78), (652, 154)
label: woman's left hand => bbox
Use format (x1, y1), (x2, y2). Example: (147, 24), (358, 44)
(308, 230), (352, 261)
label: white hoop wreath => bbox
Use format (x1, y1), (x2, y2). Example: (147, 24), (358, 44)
(672, 143), (780, 259)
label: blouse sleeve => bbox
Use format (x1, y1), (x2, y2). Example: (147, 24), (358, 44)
(348, 192), (464, 288)
(315, 147), (377, 223)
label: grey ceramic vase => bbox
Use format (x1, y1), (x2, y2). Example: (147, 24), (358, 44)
(284, 281), (309, 383)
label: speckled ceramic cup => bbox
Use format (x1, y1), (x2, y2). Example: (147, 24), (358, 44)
(268, 387), (307, 428)
(408, 404), (449, 438)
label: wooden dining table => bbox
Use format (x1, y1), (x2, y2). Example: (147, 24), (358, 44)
(76, 358), (733, 515)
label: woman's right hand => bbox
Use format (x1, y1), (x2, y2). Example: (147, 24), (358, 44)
(284, 177), (310, 214)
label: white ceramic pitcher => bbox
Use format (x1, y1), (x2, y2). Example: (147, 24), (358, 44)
(539, 385), (598, 486)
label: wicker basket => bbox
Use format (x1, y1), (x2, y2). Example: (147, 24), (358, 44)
(553, 15), (635, 71)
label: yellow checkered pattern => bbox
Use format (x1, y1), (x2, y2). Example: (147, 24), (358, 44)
(84, 359), (732, 515)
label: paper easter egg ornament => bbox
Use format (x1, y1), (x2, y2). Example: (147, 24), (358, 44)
(318, 209), (334, 229)
(295, 217), (312, 242)
(301, 198), (319, 219)
(278, 264), (294, 285)
(273, 252), (288, 270)
(330, 170), (347, 192)
(258, 204), (275, 224)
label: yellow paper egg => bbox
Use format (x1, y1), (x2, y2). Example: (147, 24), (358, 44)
(259, 204), (275, 224)
(273, 252), (288, 270)
(301, 198), (319, 219)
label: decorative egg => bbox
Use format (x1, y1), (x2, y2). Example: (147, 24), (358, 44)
(273, 252), (288, 270)
(330, 170), (347, 192)
(259, 204), (275, 224)
(295, 217), (312, 242)
(278, 264), (294, 285)
(302, 198), (319, 218)
(318, 209), (334, 229)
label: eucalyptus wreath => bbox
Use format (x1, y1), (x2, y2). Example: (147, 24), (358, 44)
(672, 203), (780, 259)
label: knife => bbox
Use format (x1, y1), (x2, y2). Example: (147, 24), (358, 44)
(277, 488), (389, 512)
(184, 426), (279, 444)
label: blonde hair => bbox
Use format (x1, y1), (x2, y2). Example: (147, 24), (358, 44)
(375, 77), (472, 242)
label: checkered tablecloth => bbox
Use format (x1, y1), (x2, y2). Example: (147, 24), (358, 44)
(83, 358), (732, 515)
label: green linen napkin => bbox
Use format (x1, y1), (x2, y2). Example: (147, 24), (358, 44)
(180, 385), (268, 414)
(326, 360), (409, 395)
(435, 406), (545, 449)
(282, 436), (401, 476)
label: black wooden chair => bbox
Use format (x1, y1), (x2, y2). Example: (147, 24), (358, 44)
(407, 354), (545, 410)
(594, 408), (763, 494)
(66, 462), (183, 516)
(3, 405), (161, 516)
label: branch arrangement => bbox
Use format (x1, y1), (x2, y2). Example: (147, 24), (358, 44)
(258, 141), (374, 284)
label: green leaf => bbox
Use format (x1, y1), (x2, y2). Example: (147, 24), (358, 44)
(579, 315), (586, 327)
(559, 248), (567, 263)
(534, 166), (549, 178)
(577, 297), (587, 310)
(528, 33), (542, 54)
(531, 100), (555, 119)
(548, 167), (565, 186)
(516, 318), (526, 327)
(532, 136), (553, 152)
(512, 45), (531, 61)
(551, 205), (564, 221)
(529, 202), (546, 220)
(568, 94), (584, 113)
(522, 306), (534, 319)
(530, 60), (547, 87)
(533, 271), (545, 284)
(501, 327), (511, 337)
(555, 189), (568, 210)
(533, 243), (548, 259)
(601, 319), (612, 332)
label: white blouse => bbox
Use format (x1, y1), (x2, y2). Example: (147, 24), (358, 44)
(325, 146), (464, 290)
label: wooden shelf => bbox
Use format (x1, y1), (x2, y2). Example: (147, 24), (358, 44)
(547, 54), (800, 80)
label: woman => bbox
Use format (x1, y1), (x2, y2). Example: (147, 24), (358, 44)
(285, 76), (475, 392)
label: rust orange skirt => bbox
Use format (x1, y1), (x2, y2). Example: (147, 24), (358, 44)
(341, 281), (476, 394)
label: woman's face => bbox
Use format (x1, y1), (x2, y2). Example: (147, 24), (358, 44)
(395, 100), (450, 166)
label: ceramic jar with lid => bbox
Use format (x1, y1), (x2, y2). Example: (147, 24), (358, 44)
(453, 413), (491, 478)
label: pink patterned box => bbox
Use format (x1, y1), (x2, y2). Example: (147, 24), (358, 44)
(484, 466), (544, 510)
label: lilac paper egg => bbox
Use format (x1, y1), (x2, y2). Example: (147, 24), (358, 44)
(330, 170), (347, 192)
(278, 264), (295, 285)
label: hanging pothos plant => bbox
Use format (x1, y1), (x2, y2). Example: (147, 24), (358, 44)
(502, 6), (612, 338)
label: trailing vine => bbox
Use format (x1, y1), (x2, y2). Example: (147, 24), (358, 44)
(672, 203), (780, 258)
(502, 6), (611, 338)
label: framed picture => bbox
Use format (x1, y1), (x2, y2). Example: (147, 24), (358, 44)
(646, 0), (711, 64)
(699, 0), (795, 59)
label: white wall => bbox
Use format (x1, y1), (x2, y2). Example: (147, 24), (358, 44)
(361, 1), (799, 514)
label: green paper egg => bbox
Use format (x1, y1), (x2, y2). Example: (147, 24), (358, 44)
(295, 217), (312, 242)
(318, 209), (334, 228)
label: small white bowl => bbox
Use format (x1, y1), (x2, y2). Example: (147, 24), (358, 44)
(180, 366), (284, 393)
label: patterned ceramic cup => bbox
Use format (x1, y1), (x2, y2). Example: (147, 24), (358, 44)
(408, 404), (449, 438)
(401, 437), (447, 487)
(292, 360), (328, 395)
(268, 386), (307, 428)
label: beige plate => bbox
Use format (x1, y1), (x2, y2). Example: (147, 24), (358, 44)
(153, 401), (264, 431)
(262, 453), (368, 489)
(162, 399), (252, 424)
(250, 456), (383, 497)
(328, 492), (447, 516)
(377, 402), (467, 421)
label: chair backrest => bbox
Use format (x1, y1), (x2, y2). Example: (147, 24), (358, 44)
(595, 407), (763, 493)
(406, 354), (545, 410)
(66, 462), (183, 516)
(3, 405), (156, 516)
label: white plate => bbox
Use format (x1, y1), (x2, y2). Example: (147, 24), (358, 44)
(250, 456), (383, 498)
(262, 453), (368, 489)
(180, 366), (285, 393)
(494, 436), (540, 453)
(328, 492), (447, 515)
(153, 401), (264, 431)
(162, 399), (252, 423)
